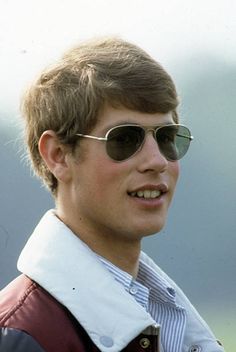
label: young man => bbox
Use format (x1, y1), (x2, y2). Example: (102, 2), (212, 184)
(0, 37), (224, 352)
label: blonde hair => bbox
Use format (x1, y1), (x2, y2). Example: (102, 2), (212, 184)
(21, 37), (179, 194)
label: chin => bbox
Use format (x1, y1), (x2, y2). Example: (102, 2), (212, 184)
(136, 221), (166, 238)
(142, 228), (163, 238)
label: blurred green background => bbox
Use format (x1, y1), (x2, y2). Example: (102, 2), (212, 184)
(0, 1), (235, 350)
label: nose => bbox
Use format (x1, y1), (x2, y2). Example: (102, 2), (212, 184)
(137, 132), (168, 173)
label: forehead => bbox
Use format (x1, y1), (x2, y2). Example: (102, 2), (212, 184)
(94, 105), (174, 133)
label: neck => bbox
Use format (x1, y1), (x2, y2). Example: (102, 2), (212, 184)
(56, 207), (141, 278)
(92, 237), (141, 278)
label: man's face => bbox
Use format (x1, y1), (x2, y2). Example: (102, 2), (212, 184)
(62, 105), (180, 243)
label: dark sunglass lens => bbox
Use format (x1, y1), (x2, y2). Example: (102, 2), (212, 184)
(156, 125), (191, 161)
(106, 126), (145, 161)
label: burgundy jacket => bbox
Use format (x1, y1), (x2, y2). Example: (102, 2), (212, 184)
(0, 275), (160, 352)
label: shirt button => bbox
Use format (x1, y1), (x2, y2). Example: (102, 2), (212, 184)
(166, 287), (175, 296)
(99, 336), (114, 347)
(129, 285), (138, 295)
(139, 337), (151, 349)
(189, 345), (202, 352)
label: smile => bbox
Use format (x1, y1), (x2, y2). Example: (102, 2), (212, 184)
(129, 190), (162, 199)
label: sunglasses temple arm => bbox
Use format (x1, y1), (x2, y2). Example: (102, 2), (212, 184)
(177, 134), (194, 140)
(76, 134), (107, 141)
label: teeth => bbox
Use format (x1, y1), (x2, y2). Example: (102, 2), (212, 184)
(130, 190), (161, 199)
(137, 190), (145, 197)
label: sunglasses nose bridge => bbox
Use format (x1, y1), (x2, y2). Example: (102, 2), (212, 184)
(140, 127), (161, 154)
(143, 127), (158, 143)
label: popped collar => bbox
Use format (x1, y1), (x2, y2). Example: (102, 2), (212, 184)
(17, 210), (157, 352)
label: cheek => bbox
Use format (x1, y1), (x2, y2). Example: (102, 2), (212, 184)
(87, 157), (122, 188)
(91, 159), (131, 203)
(168, 161), (180, 188)
(95, 160), (126, 185)
(174, 161), (180, 176)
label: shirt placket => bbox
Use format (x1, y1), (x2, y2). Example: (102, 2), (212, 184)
(124, 325), (161, 352)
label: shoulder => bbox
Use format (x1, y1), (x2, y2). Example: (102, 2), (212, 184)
(0, 275), (45, 351)
(0, 275), (37, 326)
(0, 275), (92, 352)
(0, 274), (62, 331)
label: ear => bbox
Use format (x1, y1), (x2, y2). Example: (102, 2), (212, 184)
(38, 130), (72, 183)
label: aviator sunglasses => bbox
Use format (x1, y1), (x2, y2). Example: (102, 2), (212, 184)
(76, 124), (193, 162)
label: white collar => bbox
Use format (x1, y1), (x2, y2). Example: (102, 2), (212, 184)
(17, 210), (157, 352)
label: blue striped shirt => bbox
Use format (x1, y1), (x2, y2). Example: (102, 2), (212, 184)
(99, 256), (186, 352)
